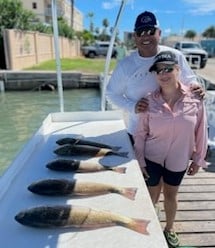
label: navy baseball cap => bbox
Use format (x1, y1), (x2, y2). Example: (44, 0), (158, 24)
(149, 51), (178, 72)
(134, 11), (159, 31)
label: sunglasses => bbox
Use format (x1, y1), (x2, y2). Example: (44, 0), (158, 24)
(136, 27), (157, 37)
(154, 66), (174, 75)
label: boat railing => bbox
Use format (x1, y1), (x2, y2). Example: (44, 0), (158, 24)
(101, 0), (127, 111)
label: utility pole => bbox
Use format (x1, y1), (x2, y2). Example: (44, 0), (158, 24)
(71, 0), (74, 29)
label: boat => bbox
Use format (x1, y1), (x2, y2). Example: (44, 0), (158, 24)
(0, 1), (169, 247)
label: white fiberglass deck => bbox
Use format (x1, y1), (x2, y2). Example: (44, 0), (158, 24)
(0, 111), (168, 248)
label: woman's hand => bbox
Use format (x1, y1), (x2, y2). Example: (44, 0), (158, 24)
(141, 167), (150, 180)
(135, 97), (149, 113)
(187, 162), (200, 176)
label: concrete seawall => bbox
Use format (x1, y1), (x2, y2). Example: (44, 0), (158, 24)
(0, 71), (100, 91)
(0, 58), (214, 91)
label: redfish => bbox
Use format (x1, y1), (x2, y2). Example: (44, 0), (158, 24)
(15, 205), (149, 235)
(54, 144), (128, 158)
(28, 179), (137, 200)
(56, 137), (121, 151)
(46, 159), (126, 174)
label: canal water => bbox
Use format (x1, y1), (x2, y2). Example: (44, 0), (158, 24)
(0, 89), (101, 176)
(1, 88), (215, 176)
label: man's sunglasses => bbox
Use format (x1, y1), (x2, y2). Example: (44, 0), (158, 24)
(154, 66), (174, 75)
(136, 27), (157, 37)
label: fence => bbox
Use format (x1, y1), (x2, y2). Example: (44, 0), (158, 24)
(3, 29), (81, 70)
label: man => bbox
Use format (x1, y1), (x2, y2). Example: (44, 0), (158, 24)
(106, 11), (203, 143)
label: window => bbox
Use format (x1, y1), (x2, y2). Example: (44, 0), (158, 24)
(175, 43), (179, 50)
(32, 2), (37, 9)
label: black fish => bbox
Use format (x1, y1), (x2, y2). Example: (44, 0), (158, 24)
(46, 159), (126, 173)
(15, 205), (149, 235)
(56, 137), (121, 151)
(27, 179), (137, 200)
(54, 144), (128, 158)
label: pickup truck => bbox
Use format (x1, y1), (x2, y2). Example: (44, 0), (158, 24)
(81, 41), (117, 58)
(174, 41), (208, 68)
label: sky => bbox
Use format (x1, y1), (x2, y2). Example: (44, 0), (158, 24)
(75, 0), (215, 38)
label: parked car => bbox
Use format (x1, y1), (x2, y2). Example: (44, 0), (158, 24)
(81, 41), (117, 58)
(174, 41), (208, 68)
(200, 39), (215, 58)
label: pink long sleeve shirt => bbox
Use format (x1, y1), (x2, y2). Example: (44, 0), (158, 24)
(134, 83), (208, 172)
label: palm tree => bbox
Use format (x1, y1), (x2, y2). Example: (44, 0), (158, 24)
(184, 30), (196, 40)
(202, 26), (215, 38)
(102, 18), (109, 34)
(87, 12), (94, 33)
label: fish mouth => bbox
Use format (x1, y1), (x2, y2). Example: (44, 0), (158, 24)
(15, 212), (34, 226)
(15, 212), (25, 223)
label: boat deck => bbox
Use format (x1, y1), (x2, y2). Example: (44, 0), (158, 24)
(160, 161), (215, 247)
(0, 111), (168, 248)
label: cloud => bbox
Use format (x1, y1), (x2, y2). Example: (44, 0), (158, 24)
(182, 0), (215, 14)
(102, 0), (121, 10)
(164, 28), (172, 34)
(102, 0), (134, 10)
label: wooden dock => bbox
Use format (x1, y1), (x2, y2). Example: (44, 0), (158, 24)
(159, 155), (215, 248)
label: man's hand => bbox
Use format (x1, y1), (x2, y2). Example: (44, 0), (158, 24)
(187, 162), (200, 176)
(135, 97), (149, 113)
(190, 84), (205, 100)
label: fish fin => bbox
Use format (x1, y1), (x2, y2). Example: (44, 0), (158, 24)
(74, 139), (80, 145)
(117, 152), (128, 158)
(121, 187), (137, 200)
(127, 219), (150, 235)
(111, 166), (126, 174)
(112, 146), (121, 151)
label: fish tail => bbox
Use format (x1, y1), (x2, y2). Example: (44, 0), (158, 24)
(121, 187), (137, 200)
(126, 218), (150, 235)
(111, 166), (126, 174)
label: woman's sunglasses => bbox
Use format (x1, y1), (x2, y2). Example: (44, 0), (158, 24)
(136, 27), (157, 37)
(154, 66), (174, 75)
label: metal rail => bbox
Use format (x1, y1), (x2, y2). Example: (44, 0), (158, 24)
(101, 0), (127, 111)
(51, 0), (64, 112)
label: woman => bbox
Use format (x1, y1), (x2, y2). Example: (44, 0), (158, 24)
(134, 51), (208, 247)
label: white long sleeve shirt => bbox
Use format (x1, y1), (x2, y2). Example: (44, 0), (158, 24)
(106, 45), (198, 134)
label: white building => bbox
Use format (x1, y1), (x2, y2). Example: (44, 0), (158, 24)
(20, 0), (83, 31)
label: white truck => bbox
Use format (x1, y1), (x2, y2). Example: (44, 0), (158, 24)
(174, 41), (208, 69)
(81, 41), (117, 58)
